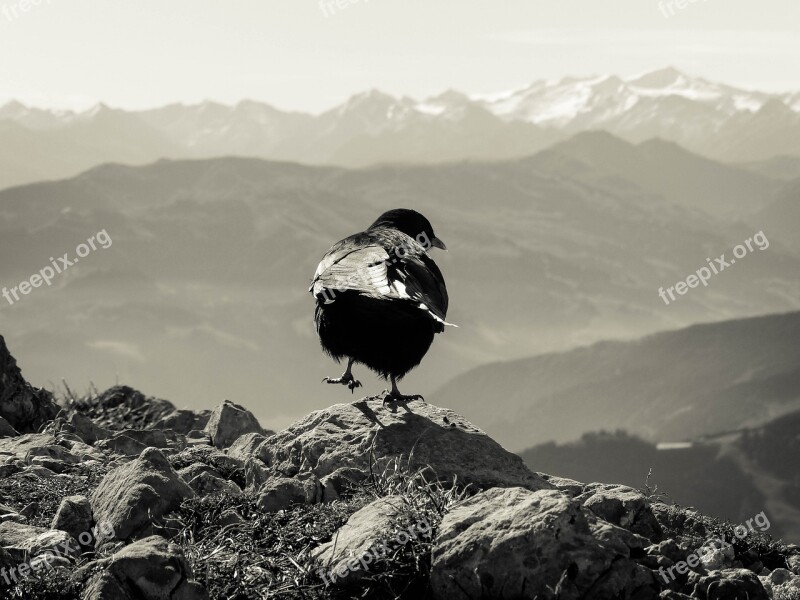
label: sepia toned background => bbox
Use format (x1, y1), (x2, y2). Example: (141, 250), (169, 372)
(1, 0), (799, 540)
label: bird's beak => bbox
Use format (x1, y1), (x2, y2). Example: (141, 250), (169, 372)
(431, 237), (447, 251)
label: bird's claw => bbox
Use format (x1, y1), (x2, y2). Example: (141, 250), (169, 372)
(322, 374), (362, 393)
(382, 392), (424, 406)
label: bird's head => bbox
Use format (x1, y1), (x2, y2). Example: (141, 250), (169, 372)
(368, 208), (447, 251)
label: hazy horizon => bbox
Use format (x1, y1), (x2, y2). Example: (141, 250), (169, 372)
(1, 0), (799, 112)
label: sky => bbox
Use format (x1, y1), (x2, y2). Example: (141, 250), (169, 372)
(0, 0), (798, 113)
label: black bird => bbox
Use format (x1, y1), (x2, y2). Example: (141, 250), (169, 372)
(310, 209), (452, 403)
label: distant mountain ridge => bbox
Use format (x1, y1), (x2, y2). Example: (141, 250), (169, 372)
(432, 311), (800, 451)
(1, 67), (799, 189)
(2, 153), (799, 427)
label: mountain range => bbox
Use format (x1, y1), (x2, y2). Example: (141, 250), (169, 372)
(432, 311), (800, 451)
(2, 67), (800, 190)
(0, 134), (798, 429)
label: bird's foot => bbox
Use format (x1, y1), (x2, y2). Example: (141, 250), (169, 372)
(381, 391), (425, 406)
(322, 374), (362, 394)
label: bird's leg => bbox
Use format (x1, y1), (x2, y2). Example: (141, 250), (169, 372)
(322, 358), (362, 393)
(382, 376), (424, 405)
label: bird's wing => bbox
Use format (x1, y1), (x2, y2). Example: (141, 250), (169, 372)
(310, 243), (394, 300)
(394, 251), (451, 325)
(311, 236), (453, 326)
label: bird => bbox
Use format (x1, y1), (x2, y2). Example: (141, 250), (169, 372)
(309, 208), (453, 403)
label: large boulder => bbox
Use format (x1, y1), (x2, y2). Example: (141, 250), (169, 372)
(205, 400), (267, 449)
(313, 496), (430, 586)
(256, 402), (551, 492)
(430, 487), (657, 600)
(0, 521), (80, 563)
(0, 335), (59, 433)
(90, 447), (194, 545)
(80, 535), (208, 600)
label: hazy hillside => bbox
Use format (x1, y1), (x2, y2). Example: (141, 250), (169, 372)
(753, 179), (800, 253)
(520, 416), (800, 542)
(2, 67), (799, 189)
(527, 132), (779, 217)
(432, 311), (800, 450)
(1, 153), (799, 429)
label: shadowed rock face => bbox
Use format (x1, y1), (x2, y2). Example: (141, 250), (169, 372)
(255, 401), (553, 492)
(0, 335), (59, 433)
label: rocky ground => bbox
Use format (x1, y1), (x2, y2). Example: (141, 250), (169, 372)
(0, 335), (799, 599)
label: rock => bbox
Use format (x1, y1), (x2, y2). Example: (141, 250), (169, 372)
(177, 463), (220, 482)
(313, 496), (429, 586)
(319, 467), (367, 502)
(62, 413), (110, 445)
(430, 486), (656, 600)
(769, 568), (794, 585)
(80, 535), (208, 600)
(60, 439), (106, 462)
(113, 429), (172, 449)
(257, 402), (552, 492)
(226, 432), (269, 462)
(0, 521), (80, 563)
(578, 483), (663, 541)
(693, 568), (769, 599)
(96, 434), (148, 458)
(787, 553), (800, 575)
(52, 496), (93, 542)
(205, 400), (266, 449)
(154, 409), (212, 435)
(170, 444), (244, 474)
(256, 473), (320, 512)
(244, 457), (271, 491)
(0, 415), (19, 437)
(541, 474), (584, 496)
(90, 447), (194, 545)
(23, 464), (58, 478)
(186, 471), (242, 497)
(0, 335), (59, 433)
(25, 444), (82, 473)
(0, 432), (57, 460)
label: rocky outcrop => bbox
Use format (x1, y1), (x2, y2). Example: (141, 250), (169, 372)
(430, 486), (657, 599)
(255, 401), (552, 492)
(90, 448), (195, 545)
(0, 335), (59, 433)
(205, 400), (268, 449)
(80, 535), (208, 600)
